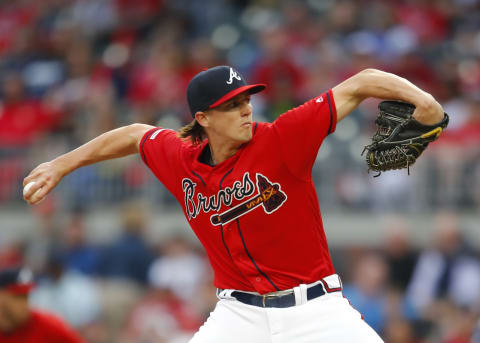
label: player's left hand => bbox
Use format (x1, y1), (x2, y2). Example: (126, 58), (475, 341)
(362, 100), (449, 176)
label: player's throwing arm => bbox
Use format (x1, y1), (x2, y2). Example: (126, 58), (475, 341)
(23, 123), (155, 205)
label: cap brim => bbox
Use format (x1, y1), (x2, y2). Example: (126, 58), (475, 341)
(5, 283), (35, 295)
(209, 84), (266, 109)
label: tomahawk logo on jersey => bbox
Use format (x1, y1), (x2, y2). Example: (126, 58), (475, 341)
(140, 90), (337, 294)
(209, 173), (287, 226)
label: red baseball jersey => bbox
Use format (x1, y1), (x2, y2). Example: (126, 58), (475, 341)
(0, 309), (84, 343)
(140, 90), (337, 294)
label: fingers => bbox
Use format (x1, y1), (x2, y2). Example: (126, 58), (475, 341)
(25, 183), (51, 205)
(23, 163), (45, 187)
(23, 181), (45, 205)
(23, 163), (57, 205)
(34, 181), (53, 200)
(23, 170), (38, 187)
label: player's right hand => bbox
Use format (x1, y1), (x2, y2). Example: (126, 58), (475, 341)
(23, 161), (65, 205)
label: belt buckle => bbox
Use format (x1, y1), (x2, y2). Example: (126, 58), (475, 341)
(262, 294), (277, 307)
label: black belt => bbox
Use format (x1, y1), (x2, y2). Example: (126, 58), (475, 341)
(230, 282), (332, 308)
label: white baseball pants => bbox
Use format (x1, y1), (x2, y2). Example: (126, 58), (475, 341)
(189, 278), (383, 343)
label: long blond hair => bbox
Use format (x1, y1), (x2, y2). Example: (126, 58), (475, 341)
(177, 119), (206, 145)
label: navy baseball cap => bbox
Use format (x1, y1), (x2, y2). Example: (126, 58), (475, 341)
(187, 66), (266, 117)
(0, 267), (35, 294)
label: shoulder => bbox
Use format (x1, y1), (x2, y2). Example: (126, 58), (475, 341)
(31, 310), (83, 342)
(252, 121), (273, 135)
(253, 121), (270, 132)
(141, 127), (177, 143)
(140, 127), (196, 156)
(30, 309), (63, 326)
(271, 92), (336, 134)
(245, 122), (273, 144)
(142, 127), (199, 150)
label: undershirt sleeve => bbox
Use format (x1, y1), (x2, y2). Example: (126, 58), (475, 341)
(271, 89), (337, 180)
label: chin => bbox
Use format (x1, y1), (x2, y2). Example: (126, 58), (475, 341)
(239, 133), (253, 143)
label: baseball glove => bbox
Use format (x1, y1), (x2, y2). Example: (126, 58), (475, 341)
(362, 100), (449, 177)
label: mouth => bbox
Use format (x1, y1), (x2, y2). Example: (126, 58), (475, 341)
(241, 122), (252, 128)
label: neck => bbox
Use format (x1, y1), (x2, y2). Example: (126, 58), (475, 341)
(208, 139), (243, 165)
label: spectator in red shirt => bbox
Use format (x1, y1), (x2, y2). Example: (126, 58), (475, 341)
(0, 73), (61, 147)
(0, 267), (84, 343)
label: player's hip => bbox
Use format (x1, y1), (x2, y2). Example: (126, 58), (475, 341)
(216, 273), (343, 309)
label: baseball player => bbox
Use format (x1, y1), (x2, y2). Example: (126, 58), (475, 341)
(24, 66), (445, 342)
(0, 267), (84, 343)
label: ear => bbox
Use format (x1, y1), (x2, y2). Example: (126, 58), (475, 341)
(195, 111), (209, 128)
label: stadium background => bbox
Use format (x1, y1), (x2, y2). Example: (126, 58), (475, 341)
(0, 0), (479, 342)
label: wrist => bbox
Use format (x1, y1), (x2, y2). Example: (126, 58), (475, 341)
(51, 155), (75, 178)
(412, 94), (444, 125)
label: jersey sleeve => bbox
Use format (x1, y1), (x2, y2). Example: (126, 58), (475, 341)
(139, 127), (183, 191)
(271, 89), (337, 179)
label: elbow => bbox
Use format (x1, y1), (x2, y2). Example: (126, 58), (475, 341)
(127, 123), (154, 136)
(356, 68), (394, 84)
(349, 69), (384, 99)
(358, 68), (383, 77)
(127, 123), (147, 131)
(126, 123), (157, 149)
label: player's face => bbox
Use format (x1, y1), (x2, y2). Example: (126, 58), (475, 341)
(203, 92), (253, 145)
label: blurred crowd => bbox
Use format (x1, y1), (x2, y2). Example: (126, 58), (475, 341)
(340, 212), (480, 343)
(0, 0), (479, 342)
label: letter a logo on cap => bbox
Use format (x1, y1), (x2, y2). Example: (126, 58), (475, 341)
(227, 67), (241, 85)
